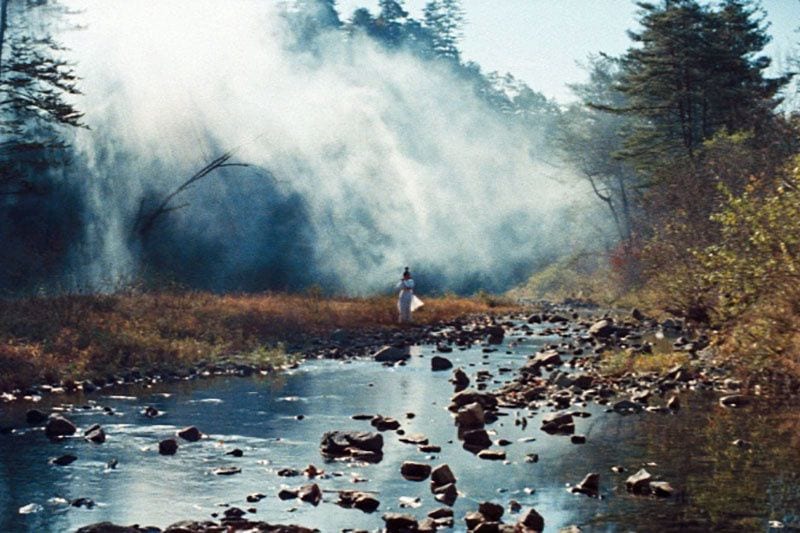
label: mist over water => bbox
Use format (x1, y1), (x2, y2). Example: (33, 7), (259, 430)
(48, 0), (607, 295)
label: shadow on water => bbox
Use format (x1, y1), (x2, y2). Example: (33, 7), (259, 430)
(0, 323), (799, 532)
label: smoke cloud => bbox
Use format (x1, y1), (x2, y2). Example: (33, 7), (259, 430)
(45, 0), (609, 295)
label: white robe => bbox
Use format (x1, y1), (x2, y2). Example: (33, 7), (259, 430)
(396, 278), (422, 322)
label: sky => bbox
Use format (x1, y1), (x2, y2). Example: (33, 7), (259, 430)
(337, 0), (800, 102)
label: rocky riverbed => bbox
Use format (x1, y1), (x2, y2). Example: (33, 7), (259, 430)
(2, 307), (799, 532)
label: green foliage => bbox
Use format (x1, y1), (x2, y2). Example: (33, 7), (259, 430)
(698, 157), (800, 321)
(614, 0), (787, 171)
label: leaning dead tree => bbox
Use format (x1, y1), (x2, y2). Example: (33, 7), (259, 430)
(132, 149), (250, 237)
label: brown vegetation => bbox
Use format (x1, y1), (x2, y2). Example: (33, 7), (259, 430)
(0, 291), (519, 391)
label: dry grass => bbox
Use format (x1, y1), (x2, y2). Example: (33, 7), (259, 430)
(600, 349), (691, 378)
(0, 291), (520, 391)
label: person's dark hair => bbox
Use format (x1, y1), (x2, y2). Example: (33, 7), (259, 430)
(403, 266), (410, 278)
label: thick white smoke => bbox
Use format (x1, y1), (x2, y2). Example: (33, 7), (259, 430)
(60, 0), (606, 294)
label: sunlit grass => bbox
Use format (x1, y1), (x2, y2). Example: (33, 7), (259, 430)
(600, 349), (690, 377)
(0, 291), (520, 391)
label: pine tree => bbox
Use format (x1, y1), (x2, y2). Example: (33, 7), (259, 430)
(423, 0), (464, 61)
(612, 0), (789, 171)
(0, 0), (83, 195)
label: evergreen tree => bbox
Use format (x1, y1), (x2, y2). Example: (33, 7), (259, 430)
(612, 0), (789, 171)
(0, 0), (83, 195)
(423, 0), (464, 61)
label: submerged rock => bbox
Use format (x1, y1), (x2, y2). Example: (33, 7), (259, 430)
(51, 454), (77, 466)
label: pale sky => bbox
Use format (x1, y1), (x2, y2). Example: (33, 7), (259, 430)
(337, 0), (800, 102)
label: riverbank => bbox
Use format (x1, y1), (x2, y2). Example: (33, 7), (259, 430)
(6, 307), (799, 532)
(0, 291), (520, 395)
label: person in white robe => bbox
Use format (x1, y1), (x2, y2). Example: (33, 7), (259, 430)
(396, 267), (423, 323)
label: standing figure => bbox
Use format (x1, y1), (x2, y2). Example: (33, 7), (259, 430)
(396, 267), (418, 323)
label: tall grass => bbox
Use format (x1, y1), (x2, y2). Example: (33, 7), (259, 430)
(0, 291), (519, 391)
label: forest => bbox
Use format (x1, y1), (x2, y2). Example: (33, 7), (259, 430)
(1, 0), (799, 381)
(3, 2), (800, 533)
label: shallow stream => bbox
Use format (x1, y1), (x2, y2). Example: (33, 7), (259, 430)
(1, 323), (798, 532)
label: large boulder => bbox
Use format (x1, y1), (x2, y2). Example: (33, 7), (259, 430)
(337, 490), (380, 513)
(455, 402), (485, 429)
(158, 438), (178, 456)
(383, 513), (419, 532)
(540, 411), (574, 435)
(451, 368), (470, 392)
(625, 469), (652, 494)
(25, 409), (48, 425)
(518, 508), (545, 531)
(374, 345), (410, 363)
(431, 356), (453, 371)
(485, 325), (505, 344)
(571, 473), (600, 497)
(431, 464), (456, 487)
(588, 319), (617, 338)
(320, 430), (384, 462)
(45, 415), (77, 439)
(450, 389), (498, 412)
(461, 428), (492, 452)
(177, 426), (202, 442)
(528, 350), (562, 369)
(478, 502), (504, 522)
(400, 461), (432, 481)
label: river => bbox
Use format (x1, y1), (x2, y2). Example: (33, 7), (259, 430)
(1, 320), (798, 532)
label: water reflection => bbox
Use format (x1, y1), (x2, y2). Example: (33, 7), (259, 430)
(0, 330), (798, 532)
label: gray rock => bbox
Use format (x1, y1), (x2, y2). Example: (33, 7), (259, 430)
(383, 512), (419, 532)
(649, 481), (675, 497)
(85, 426), (106, 444)
(572, 473), (599, 497)
(51, 454), (77, 466)
(478, 501), (504, 521)
(589, 319), (616, 338)
(45, 415), (76, 439)
(400, 461), (431, 481)
(612, 399), (643, 414)
(432, 356), (453, 371)
(462, 428), (493, 451)
(26, 409), (48, 425)
(518, 508), (545, 531)
(719, 394), (750, 408)
(431, 464), (456, 487)
(374, 345), (410, 362)
(451, 368), (470, 392)
(158, 438), (178, 455)
(177, 426), (202, 442)
(477, 449), (506, 460)
(541, 411), (574, 434)
(625, 468), (652, 494)
(455, 402), (485, 429)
